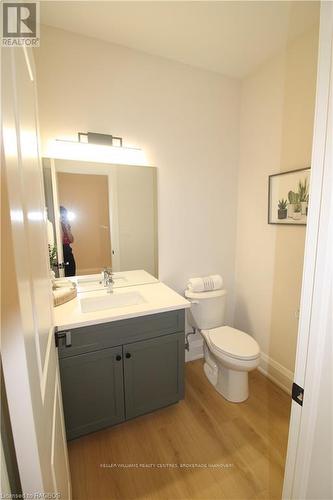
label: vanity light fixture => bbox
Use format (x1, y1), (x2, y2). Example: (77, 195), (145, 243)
(47, 137), (148, 166)
(78, 132), (123, 148)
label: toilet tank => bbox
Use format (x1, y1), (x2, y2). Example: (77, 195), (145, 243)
(184, 289), (227, 330)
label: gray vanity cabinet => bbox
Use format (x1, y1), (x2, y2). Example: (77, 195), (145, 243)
(59, 346), (125, 440)
(123, 332), (184, 419)
(57, 310), (185, 440)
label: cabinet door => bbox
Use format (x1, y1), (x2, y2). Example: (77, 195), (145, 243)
(123, 332), (184, 420)
(59, 347), (124, 440)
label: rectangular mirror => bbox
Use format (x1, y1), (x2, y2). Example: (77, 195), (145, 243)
(42, 158), (158, 285)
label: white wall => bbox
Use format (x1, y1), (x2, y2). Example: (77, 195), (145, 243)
(233, 26), (319, 391)
(34, 26), (241, 326)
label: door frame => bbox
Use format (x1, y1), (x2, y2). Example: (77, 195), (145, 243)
(108, 167), (121, 271)
(282, 2), (333, 497)
(50, 159), (65, 277)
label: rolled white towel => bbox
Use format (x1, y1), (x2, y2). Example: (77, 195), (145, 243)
(52, 278), (76, 290)
(187, 274), (223, 292)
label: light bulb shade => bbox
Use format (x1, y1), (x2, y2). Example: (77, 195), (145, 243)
(47, 139), (148, 166)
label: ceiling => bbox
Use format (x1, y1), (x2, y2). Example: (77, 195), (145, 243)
(40, 1), (319, 79)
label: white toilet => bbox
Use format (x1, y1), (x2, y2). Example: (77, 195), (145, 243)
(185, 288), (260, 403)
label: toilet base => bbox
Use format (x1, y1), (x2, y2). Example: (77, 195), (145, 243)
(203, 345), (249, 403)
(203, 361), (249, 402)
(216, 364), (249, 403)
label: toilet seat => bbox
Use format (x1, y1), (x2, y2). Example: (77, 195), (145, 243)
(202, 326), (260, 361)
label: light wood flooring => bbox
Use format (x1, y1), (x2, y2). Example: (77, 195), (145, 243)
(68, 359), (291, 500)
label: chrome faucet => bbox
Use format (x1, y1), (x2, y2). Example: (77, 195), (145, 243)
(102, 268), (114, 293)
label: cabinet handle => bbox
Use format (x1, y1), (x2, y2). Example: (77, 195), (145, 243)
(125, 352), (131, 359)
(116, 354), (122, 361)
(55, 330), (72, 348)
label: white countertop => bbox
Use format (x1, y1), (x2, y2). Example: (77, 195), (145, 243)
(54, 281), (191, 330)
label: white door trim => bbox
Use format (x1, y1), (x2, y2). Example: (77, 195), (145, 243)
(2, 46), (71, 497)
(108, 167), (121, 271)
(282, 3), (333, 498)
(50, 159), (65, 277)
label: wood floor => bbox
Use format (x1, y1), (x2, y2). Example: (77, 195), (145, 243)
(68, 359), (291, 500)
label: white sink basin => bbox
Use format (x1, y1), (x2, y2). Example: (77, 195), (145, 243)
(80, 291), (145, 313)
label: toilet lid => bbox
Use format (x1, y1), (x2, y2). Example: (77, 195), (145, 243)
(204, 326), (260, 360)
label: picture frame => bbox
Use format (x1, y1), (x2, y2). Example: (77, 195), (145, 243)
(268, 167), (311, 225)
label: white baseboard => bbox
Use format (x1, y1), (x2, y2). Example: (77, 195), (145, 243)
(185, 339), (204, 362)
(258, 352), (294, 395)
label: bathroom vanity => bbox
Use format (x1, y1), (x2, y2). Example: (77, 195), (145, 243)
(54, 280), (190, 440)
(45, 154), (190, 440)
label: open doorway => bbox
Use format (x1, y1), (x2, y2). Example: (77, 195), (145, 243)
(57, 172), (112, 276)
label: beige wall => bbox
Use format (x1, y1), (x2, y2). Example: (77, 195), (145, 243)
(57, 172), (112, 275)
(34, 25), (240, 323)
(234, 26), (319, 387)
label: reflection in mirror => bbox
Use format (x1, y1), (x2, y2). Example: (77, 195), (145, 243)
(58, 172), (111, 276)
(42, 159), (158, 281)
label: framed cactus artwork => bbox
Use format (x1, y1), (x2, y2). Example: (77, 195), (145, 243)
(268, 167), (310, 225)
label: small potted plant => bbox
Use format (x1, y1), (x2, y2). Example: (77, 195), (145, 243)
(293, 203), (302, 220)
(288, 190), (300, 217)
(278, 198), (288, 219)
(298, 179), (309, 215)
